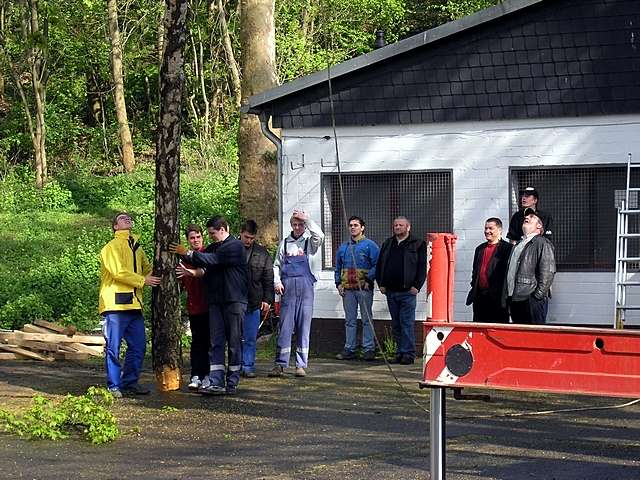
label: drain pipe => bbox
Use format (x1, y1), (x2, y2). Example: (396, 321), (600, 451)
(258, 112), (283, 242)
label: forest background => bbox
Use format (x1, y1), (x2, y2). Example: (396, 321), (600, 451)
(0, 0), (497, 332)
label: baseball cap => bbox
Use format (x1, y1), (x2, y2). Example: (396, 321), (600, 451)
(520, 186), (539, 198)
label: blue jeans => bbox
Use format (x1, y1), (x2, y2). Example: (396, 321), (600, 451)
(242, 308), (261, 374)
(385, 291), (417, 357)
(342, 289), (375, 353)
(102, 311), (146, 390)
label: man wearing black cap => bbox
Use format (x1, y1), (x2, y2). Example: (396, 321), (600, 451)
(507, 187), (553, 244)
(503, 208), (556, 324)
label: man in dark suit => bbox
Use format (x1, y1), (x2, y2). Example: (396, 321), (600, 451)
(466, 218), (512, 323)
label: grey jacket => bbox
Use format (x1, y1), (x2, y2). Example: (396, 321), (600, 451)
(503, 235), (556, 305)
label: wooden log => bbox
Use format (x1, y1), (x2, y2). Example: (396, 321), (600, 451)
(0, 344), (54, 362)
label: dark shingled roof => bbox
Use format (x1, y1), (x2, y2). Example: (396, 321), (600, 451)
(245, 0), (640, 128)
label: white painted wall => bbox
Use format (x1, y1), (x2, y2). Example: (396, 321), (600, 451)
(278, 114), (640, 327)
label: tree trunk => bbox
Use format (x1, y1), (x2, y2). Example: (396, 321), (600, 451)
(238, 0), (278, 247)
(19, 0), (47, 188)
(218, 0), (241, 108)
(152, 0), (188, 392)
(107, 0), (135, 173)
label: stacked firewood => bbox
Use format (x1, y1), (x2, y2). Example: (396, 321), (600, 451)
(0, 320), (104, 361)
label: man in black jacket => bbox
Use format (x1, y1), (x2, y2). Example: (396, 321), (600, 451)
(507, 187), (553, 244)
(239, 220), (274, 378)
(171, 216), (248, 395)
(376, 216), (427, 364)
(504, 208), (556, 324)
(466, 218), (512, 323)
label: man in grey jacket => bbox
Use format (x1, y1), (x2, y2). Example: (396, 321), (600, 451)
(504, 208), (556, 324)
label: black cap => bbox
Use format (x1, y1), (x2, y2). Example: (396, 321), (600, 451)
(520, 186), (539, 198)
(523, 207), (543, 229)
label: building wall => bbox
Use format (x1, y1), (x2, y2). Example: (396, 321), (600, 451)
(279, 114), (640, 327)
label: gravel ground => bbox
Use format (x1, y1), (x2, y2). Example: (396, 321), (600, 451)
(0, 358), (638, 479)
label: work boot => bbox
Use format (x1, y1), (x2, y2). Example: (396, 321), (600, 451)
(268, 365), (284, 377)
(362, 350), (376, 361)
(121, 383), (151, 395)
(242, 371), (257, 379)
(295, 367), (307, 377)
(335, 349), (356, 360)
(400, 355), (415, 365)
(225, 385), (238, 395)
(389, 354), (402, 364)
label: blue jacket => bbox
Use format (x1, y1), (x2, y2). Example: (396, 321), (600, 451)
(334, 236), (380, 289)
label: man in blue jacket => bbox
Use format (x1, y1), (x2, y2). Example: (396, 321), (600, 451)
(171, 216), (248, 395)
(334, 216), (380, 361)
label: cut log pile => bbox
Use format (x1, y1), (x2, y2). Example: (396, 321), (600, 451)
(0, 319), (104, 361)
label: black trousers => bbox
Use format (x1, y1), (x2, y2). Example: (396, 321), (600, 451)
(510, 296), (547, 325)
(189, 312), (210, 379)
(208, 302), (245, 388)
(472, 290), (509, 323)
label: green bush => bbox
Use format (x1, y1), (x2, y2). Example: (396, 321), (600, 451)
(0, 387), (119, 444)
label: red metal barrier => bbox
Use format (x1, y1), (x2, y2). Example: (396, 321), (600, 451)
(421, 232), (640, 398)
(422, 322), (640, 398)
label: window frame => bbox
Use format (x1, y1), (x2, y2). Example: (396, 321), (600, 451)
(320, 169), (454, 271)
(509, 164), (626, 273)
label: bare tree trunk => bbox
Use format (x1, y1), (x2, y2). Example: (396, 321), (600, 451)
(20, 0), (47, 188)
(217, 0), (241, 108)
(238, 0), (278, 247)
(107, 0), (135, 172)
(152, 0), (188, 392)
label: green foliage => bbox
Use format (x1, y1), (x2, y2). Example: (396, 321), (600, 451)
(276, 0), (407, 81)
(381, 327), (397, 358)
(0, 168), (239, 332)
(0, 387), (119, 444)
(428, 0), (500, 21)
(0, 168), (77, 213)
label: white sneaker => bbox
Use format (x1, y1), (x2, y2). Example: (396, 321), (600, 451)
(187, 376), (202, 391)
(200, 376), (211, 389)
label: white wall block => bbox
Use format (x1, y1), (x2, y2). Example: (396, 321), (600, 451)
(279, 115), (640, 327)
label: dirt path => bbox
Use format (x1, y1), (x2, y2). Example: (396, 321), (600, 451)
(0, 359), (638, 479)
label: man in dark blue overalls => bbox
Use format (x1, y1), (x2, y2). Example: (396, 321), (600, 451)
(269, 209), (324, 378)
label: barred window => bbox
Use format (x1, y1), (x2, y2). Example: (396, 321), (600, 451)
(511, 166), (635, 271)
(321, 171), (453, 269)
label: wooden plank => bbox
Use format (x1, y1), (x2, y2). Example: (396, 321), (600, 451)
(0, 352), (30, 360)
(17, 340), (64, 352)
(22, 324), (54, 334)
(0, 344), (54, 362)
(33, 319), (77, 336)
(13, 330), (105, 345)
(66, 342), (103, 356)
(52, 352), (90, 360)
(0, 332), (17, 344)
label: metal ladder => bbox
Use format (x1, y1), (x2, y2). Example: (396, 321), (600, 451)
(614, 153), (640, 329)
